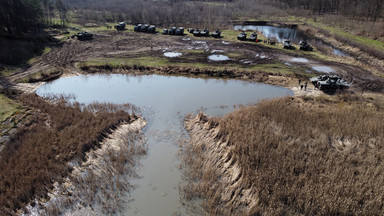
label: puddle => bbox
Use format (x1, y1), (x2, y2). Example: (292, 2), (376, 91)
(192, 41), (206, 45)
(211, 50), (224, 54)
(36, 74), (293, 215)
(285, 62), (292, 66)
(255, 54), (267, 59)
(164, 52), (182, 58)
(208, 54), (230, 61)
(222, 41), (230, 45)
(312, 66), (334, 73)
(292, 57), (309, 63)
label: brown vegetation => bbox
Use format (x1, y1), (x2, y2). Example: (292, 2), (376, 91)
(183, 94), (384, 215)
(0, 94), (137, 214)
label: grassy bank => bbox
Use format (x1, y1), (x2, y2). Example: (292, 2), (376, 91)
(183, 95), (384, 215)
(78, 54), (301, 76)
(0, 94), (21, 123)
(0, 94), (137, 214)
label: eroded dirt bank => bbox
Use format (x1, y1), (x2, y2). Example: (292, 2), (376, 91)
(22, 118), (146, 215)
(183, 114), (258, 215)
(183, 96), (384, 215)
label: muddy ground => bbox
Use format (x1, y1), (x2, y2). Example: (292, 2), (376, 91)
(1, 30), (384, 94)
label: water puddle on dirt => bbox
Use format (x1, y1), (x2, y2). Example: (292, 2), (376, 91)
(312, 65), (334, 73)
(164, 52), (182, 58)
(292, 57), (309, 63)
(208, 54), (229, 61)
(256, 53), (268, 59)
(36, 74), (293, 215)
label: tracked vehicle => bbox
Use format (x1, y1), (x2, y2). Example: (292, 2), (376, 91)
(310, 75), (350, 92)
(300, 41), (313, 51)
(283, 39), (294, 49)
(237, 32), (247, 41)
(175, 27), (184, 35)
(211, 30), (221, 38)
(200, 29), (209, 37)
(134, 24), (142, 32)
(115, 22), (126, 31)
(248, 32), (258, 42)
(76, 32), (93, 40)
(193, 29), (201, 36)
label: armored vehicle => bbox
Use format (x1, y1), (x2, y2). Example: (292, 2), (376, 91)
(175, 27), (184, 35)
(300, 41), (313, 51)
(115, 22), (126, 31)
(140, 24), (150, 32)
(193, 29), (201, 36)
(283, 39), (293, 49)
(169, 27), (177, 35)
(237, 32), (247, 41)
(76, 32), (93, 41)
(310, 75), (350, 92)
(134, 24), (142, 32)
(200, 29), (209, 37)
(162, 28), (169, 34)
(211, 30), (221, 38)
(248, 32), (258, 42)
(148, 25), (156, 33)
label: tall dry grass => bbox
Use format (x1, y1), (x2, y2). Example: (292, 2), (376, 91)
(0, 94), (137, 214)
(183, 95), (384, 215)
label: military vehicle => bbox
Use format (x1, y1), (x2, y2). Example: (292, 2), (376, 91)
(237, 32), (247, 41)
(300, 41), (313, 51)
(140, 24), (150, 32)
(188, 28), (194, 34)
(168, 27), (177, 35)
(115, 22), (126, 31)
(310, 75), (350, 92)
(283, 39), (294, 49)
(76, 32), (93, 41)
(148, 25), (156, 33)
(162, 28), (169, 34)
(211, 30), (221, 38)
(200, 29), (209, 37)
(193, 29), (201, 36)
(134, 24), (142, 32)
(248, 32), (258, 42)
(175, 27), (184, 35)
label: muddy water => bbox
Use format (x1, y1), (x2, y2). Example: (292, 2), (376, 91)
(36, 74), (293, 215)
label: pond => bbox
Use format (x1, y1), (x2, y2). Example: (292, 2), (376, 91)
(36, 74), (293, 215)
(233, 25), (349, 57)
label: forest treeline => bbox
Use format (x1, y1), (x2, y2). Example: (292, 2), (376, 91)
(1, 0), (382, 36)
(0, 0), (67, 35)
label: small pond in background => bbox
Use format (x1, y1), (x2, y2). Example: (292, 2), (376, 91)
(233, 25), (349, 57)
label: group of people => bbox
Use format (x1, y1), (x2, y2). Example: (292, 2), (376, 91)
(299, 79), (308, 90)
